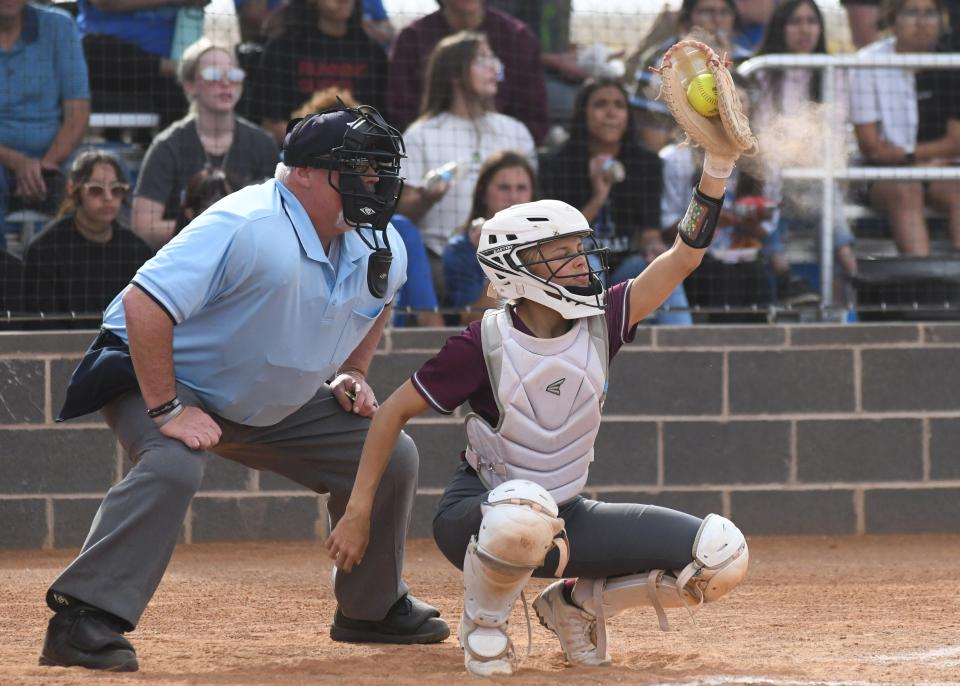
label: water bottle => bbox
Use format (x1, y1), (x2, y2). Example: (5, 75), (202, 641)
(601, 158), (626, 184)
(423, 161), (465, 192)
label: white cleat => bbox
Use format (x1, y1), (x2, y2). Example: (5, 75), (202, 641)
(458, 615), (516, 677)
(533, 581), (611, 667)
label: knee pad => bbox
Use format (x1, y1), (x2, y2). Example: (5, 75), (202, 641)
(461, 480), (566, 661)
(677, 513), (749, 603)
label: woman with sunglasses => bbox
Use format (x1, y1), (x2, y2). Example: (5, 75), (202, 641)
(132, 38), (278, 249)
(23, 150), (153, 318)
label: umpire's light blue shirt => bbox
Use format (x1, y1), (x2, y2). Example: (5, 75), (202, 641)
(101, 179), (407, 426)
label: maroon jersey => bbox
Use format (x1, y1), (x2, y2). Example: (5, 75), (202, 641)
(412, 281), (637, 426)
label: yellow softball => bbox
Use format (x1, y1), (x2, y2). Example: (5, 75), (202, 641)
(686, 73), (719, 118)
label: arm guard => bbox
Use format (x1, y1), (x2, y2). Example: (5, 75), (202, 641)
(677, 186), (723, 249)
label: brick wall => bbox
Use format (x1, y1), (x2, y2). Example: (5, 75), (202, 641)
(1, 323), (958, 549)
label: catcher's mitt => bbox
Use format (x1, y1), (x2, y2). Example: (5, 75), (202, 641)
(655, 40), (757, 161)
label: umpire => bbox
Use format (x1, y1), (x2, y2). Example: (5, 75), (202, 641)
(39, 105), (450, 672)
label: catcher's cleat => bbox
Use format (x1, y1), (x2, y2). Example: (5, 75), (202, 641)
(39, 606), (138, 672)
(330, 593), (450, 644)
(533, 581), (611, 667)
(458, 613), (517, 676)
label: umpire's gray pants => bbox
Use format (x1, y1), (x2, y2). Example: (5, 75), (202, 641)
(48, 384), (418, 629)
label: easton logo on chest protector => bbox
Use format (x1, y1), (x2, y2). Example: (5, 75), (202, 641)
(545, 378), (565, 396)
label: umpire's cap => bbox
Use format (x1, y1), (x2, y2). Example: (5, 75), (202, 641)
(280, 110), (356, 168)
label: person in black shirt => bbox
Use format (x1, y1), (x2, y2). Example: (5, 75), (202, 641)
(24, 150), (154, 319)
(541, 78), (665, 276)
(253, 0), (388, 145)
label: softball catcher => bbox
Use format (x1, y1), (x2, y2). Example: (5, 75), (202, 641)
(327, 40), (755, 676)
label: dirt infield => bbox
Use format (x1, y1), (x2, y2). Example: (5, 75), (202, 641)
(2, 535), (959, 686)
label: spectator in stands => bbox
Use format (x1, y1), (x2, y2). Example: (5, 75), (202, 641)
(540, 78), (690, 324)
(850, 0), (960, 256)
(77, 0), (197, 127)
(443, 149), (534, 324)
(388, 0), (548, 143)
(0, 0), (89, 244)
(254, 0), (388, 145)
(395, 31), (536, 296)
(0, 248), (24, 315)
(661, 143), (771, 322)
(173, 166), (234, 234)
(750, 0), (857, 297)
(535, 0), (587, 126)
(23, 150), (153, 317)
(132, 38), (277, 248)
(735, 0), (775, 52)
(841, 0), (880, 48)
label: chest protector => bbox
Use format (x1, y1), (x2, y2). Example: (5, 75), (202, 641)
(464, 308), (609, 505)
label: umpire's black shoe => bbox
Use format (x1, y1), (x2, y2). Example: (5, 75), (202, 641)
(330, 594), (450, 644)
(39, 606), (139, 672)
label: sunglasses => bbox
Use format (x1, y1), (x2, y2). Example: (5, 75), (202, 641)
(82, 182), (129, 199)
(198, 66), (245, 84)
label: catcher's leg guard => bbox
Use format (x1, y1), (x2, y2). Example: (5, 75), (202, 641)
(459, 480), (566, 676)
(577, 514), (748, 633)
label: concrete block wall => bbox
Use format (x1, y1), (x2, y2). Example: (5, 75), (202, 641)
(1, 323), (959, 549)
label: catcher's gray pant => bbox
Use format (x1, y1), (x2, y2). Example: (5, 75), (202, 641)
(433, 463), (703, 578)
(48, 384), (418, 630)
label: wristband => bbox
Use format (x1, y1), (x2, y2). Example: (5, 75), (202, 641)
(677, 186), (724, 250)
(147, 396), (181, 418)
(703, 153), (735, 180)
(153, 403), (184, 427)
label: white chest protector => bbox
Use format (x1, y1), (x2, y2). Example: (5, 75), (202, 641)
(464, 308), (609, 505)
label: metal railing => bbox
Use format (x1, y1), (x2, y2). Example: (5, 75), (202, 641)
(737, 52), (960, 308)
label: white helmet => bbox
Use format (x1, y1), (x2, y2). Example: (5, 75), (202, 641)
(477, 199), (609, 319)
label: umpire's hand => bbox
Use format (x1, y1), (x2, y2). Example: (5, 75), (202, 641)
(160, 406), (222, 451)
(330, 372), (379, 417)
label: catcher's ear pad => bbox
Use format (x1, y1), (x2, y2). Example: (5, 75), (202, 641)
(367, 249), (392, 298)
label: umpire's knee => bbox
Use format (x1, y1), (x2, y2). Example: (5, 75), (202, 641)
(133, 442), (206, 498)
(382, 431), (418, 488)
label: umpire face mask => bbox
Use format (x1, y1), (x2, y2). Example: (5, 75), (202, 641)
(282, 105), (406, 298)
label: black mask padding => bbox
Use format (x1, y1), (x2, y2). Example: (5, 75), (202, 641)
(367, 248), (393, 299)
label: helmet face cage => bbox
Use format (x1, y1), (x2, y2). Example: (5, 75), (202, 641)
(479, 231), (611, 316)
(292, 104), (406, 233)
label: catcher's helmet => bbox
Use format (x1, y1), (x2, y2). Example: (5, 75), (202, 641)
(478, 199), (609, 319)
